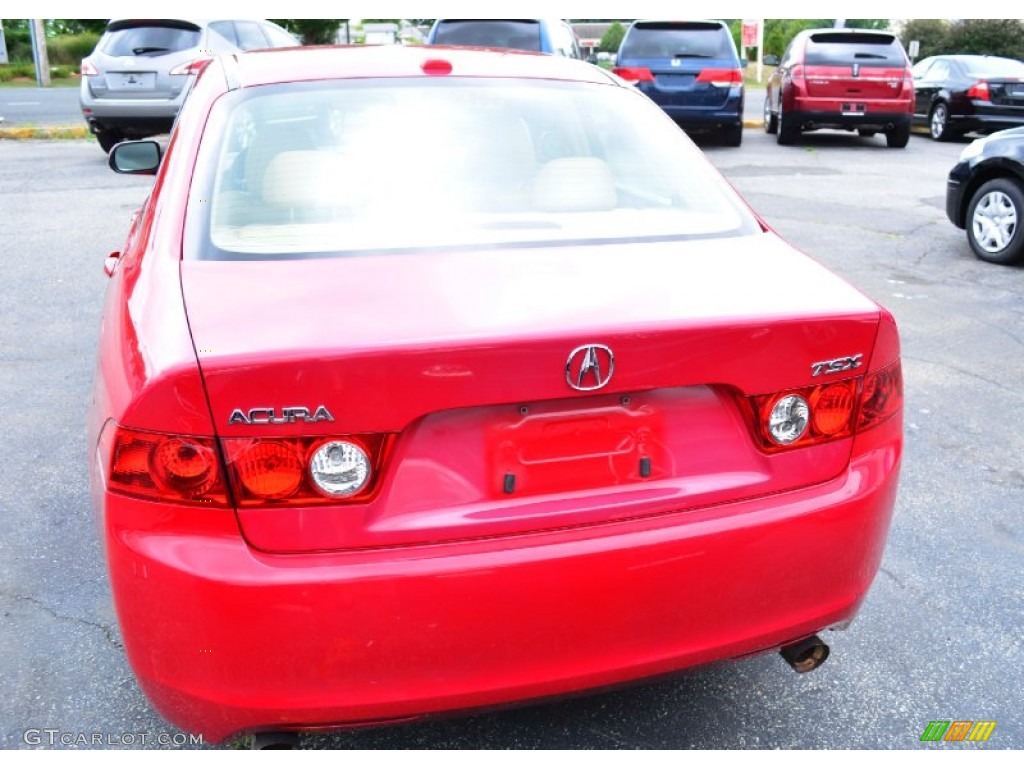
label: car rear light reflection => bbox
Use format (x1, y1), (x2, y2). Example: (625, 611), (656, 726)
(613, 66), (655, 84)
(967, 81), (990, 101)
(103, 425), (229, 506)
(222, 434), (394, 507)
(696, 68), (743, 87)
(747, 361), (901, 453)
(169, 58), (212, 76)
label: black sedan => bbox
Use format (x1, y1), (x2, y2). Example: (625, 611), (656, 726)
(947, 127), (1024, 264)
(913, 55), (1024, 141)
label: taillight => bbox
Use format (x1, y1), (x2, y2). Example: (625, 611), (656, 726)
(696, 68), (743, 87)
(169, 57), (212, 76)
(857, 361), (903, 431)
(80, 59), (98, 77)
(967, 81), (990, 101)
(746, 364), (901, 452)
(221, 434), (394, 507)
(102, 424), (229, 506)
(789, 64), (805, 85)
(613, 66), (654, 84)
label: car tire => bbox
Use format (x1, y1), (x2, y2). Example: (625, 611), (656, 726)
(722, 124), (742, 147)
(763, 96), (778, 134)
(966, 178), (1024, 265)
(885, 123), (910, 148)
(96, 129), (124, 154)
(929, 102), (954, 142)
(777, 102), (798, 146)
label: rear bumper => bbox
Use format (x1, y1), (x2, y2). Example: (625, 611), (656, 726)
(79, 79), (185, 136)
(100, 419), (901, 743)
(789, 96), (912, 131)
(949, 112), (1024, 136)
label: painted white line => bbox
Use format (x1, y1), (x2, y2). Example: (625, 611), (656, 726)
(5, 101), (42, 106)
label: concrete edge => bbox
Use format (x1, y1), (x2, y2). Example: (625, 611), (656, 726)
(0, 125), (90, 140)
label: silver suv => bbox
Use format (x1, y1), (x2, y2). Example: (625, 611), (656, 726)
(80, 19), (297, 152)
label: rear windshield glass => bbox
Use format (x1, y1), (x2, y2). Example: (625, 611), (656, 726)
(102, 24), (201, 57)
(620, 22), (734, 60)
(805, 33), (905, 67)
(433, 20), (541, 51)
(959, 56), (1024, 78)
(185, 78), (759, 261)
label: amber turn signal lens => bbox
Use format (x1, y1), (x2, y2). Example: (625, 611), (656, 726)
(232, 441), (304, 500)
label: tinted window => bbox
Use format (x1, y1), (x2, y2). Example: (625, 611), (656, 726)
(262, 23), (299, 48)
(208, 21), (238, 46)
(433, 20), (541, 51)
(103, 24), (201, 56)
(187, 78), (758, 261)
(620, 22), (735, 61)
(805, 33), (905, 67)
(235, 21), (270, 51)
(959, 56), (1024, 78)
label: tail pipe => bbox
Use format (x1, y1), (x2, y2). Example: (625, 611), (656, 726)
(779, 635), (830, 673)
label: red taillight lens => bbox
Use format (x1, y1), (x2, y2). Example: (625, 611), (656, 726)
(221, 434), (395, 507)
(696, 68), (743, 87)
(967, 81), (990, 100)
(858, 361), (903, 431)
(80, 59), (98, 77)
(613, 66), (655, 83)
(104, 425), (229, 506)
(811, 380), (859, 436)
(169, 57), (212, 76)
(232, 441), (304, 500)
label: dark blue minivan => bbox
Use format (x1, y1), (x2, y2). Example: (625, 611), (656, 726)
(427, 19), (581, 59)
(615, 20), (745, 146)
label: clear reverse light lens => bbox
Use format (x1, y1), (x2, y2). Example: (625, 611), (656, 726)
(309, 440), (371, 497)
(768, 394), (810, 445)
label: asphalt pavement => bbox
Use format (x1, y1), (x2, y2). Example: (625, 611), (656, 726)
(0, 86), (82, 127)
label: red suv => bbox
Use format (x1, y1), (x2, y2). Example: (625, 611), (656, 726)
(764, 29), (914, 148)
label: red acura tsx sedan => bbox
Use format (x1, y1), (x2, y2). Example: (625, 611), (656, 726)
(88, 45), (903, 745)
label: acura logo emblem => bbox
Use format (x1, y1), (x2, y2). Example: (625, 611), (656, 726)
(566, 344), (614, 391)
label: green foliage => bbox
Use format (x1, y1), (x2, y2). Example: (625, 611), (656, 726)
(945, 19), (1024, 60)
(598, 22), (625, 53)
(2, 19), (33, 62)
(271, 19), (346, 45)
(900, 19), (950, 61)
(47, 32), (100, 65)
(0, 62), (37, 81)
(47, 20), (108, 35)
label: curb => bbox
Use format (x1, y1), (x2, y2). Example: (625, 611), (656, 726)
(0, 125), (90, 140)
(742, 119), (763, 128)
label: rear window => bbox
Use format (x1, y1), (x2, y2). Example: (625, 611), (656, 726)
(432, 20), (541, 51)
(102, 23), (201, 57)
(620, 22), (735, 61)
(185, 78), (759, 261)
(805, 33), (906, 67)
(959, 56), (1024, 79)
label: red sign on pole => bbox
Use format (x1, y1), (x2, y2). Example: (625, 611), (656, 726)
(742, 20), (759, 49)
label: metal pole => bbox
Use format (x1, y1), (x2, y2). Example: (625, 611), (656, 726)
(30, 19), (51, 87)
(757, 18), (764, 84)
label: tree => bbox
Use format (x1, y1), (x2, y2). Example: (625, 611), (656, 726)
(271, 20), (346, 45)
(598, 22), (624, 53)
(900, 19), (949, 61)
(944, 19), (1024, 60)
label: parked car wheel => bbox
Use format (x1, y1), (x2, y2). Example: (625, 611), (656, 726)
(966, 178), (1024, 264)
(95, 129), (124, 154)
(777, 102), (798, 145)
(929, 102), (954, 141)
(722, 124), (742, 147)
(886, 123), (910, 149)
(763, 96), (778, 134)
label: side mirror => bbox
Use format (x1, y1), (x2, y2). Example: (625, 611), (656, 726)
(109, 140), (162, 175)
(763, 54), (779, 67)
